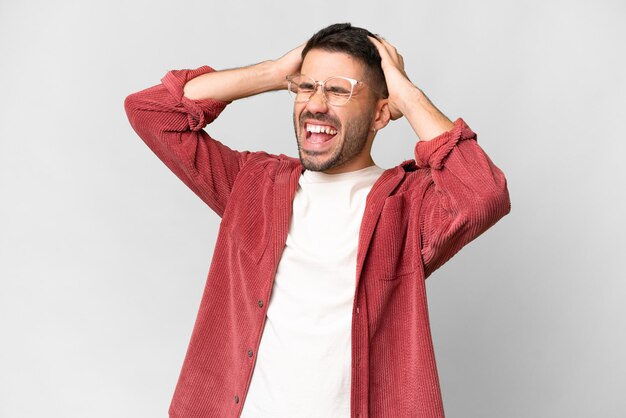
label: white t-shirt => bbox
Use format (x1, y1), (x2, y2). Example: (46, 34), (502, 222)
(241, 165), (385, 418)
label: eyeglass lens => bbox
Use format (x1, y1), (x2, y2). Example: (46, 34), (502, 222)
(288, 75), (354, 106)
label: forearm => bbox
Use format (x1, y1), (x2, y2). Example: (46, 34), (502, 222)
(416, 119), (510, 276)
(183, 60), (287, 102)
(125, 66), (248, 214)
(398, 84), (455, 142)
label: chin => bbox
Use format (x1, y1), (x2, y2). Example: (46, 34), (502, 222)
(300, 155), (330, 172)
(299, 150), (337, 172)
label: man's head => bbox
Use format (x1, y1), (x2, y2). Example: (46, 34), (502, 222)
(302, 23), (389, 100)
(291, 23), (391, 174)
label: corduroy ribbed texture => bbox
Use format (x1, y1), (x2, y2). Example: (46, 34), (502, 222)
(124, 66), (510, 418)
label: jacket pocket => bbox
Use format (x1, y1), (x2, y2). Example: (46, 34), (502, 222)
(220, 169), (273, 264)
(367, 193), (417, 280)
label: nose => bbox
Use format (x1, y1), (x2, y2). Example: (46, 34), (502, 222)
(304, 85), (328, 114)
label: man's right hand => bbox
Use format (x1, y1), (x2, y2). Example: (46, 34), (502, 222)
(183, 43), (305, 102)
(272, 43), (305, 90)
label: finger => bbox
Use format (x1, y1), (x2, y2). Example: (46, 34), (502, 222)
(369, 35), (404, 71)
(378, 37), (397, 52)
(375, 37), (402, 65)
(368, 35), (384, 50)
(368, 35), (392, 60)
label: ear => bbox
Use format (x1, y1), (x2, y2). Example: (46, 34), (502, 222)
(370, 99), (391, 132)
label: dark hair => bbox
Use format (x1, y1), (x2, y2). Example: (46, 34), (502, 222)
(302, 23), (389, 99)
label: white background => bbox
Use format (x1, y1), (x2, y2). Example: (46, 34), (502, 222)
(1, 0), (625, 417)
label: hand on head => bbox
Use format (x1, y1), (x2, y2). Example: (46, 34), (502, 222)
(275, 43), (306, 89)
(368, 36), (416, 121)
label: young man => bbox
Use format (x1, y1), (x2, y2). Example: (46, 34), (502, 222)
(125, 23), (510, 418)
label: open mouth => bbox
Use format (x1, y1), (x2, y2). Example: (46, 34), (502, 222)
(305, 122), (339, 144)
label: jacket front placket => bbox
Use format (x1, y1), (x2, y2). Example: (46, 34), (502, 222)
(237, 160), (303, 416)
(349, 165), (407, 418)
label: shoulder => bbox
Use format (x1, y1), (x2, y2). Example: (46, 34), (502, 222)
(239, 152), (302, 182)
(382, 159), (432, 197)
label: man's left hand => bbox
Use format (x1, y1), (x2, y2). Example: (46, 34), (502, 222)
(368, 36), (418, 121)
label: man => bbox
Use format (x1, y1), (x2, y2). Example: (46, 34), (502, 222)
(125, 23), (510, 418)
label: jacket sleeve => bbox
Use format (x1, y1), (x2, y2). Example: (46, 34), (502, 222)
(124, 66), (250, 217)
(415, 118), (511, 278)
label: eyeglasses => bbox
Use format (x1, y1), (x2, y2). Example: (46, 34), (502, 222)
(286, 74), (369, 106)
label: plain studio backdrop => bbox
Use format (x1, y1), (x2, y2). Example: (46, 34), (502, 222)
(1, 0), (624, 417)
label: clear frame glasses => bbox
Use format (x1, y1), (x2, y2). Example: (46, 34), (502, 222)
(286, 74), (367, 106)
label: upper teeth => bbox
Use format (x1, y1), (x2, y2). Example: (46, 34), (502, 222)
(306, 124), (337, 135)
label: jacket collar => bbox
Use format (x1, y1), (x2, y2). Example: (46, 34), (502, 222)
(355, 163), (409, 281)
(272, 158), (411, 277)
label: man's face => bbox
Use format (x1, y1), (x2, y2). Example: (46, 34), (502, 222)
(292, 49), (378, 173)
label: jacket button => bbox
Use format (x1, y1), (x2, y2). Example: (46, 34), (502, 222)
(247, 349), (254, 357)
(257, 299), (264, 308)
(234, 395), (240, 404)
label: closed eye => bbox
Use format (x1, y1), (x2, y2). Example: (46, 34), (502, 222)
(326, 86), (351, 95)
(298, 82), (315, 91)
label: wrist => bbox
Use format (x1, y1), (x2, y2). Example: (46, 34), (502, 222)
(400, 86), (454, 141)
(255, 60), (288, 92)
(396, 83), (423, 115)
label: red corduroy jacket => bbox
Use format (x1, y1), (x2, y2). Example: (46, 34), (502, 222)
(124, 66), (510, 418)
